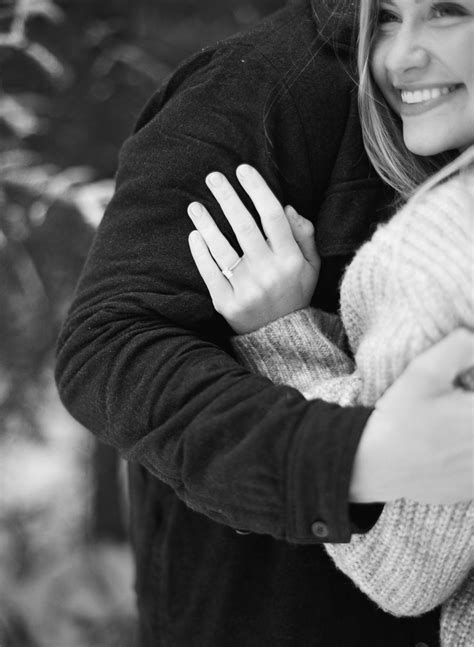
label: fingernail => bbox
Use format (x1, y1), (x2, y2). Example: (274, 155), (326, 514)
(188, 202), (203, 218)
(207, 172), (223, 187)
(237, 164), (252, 178)
(285, 205), (298, 217)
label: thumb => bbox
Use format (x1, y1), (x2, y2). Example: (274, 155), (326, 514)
(284, 206), (320, 271)
(404, 329), (474, 393)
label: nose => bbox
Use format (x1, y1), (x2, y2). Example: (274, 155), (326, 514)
(385, 24), (430, 81)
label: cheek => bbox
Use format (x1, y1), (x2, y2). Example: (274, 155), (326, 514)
(444, 28), (474, 93)
(370, 44), (393, 105)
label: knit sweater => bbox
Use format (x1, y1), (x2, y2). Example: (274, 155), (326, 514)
(232, 167), (474, 646)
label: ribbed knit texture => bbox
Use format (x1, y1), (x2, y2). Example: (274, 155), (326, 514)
(232, 168), (474, 645)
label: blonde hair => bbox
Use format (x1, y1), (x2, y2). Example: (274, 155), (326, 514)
(357, 0), (454, 200)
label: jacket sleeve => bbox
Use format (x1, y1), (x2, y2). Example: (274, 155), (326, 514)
(231, 307), (474, 615)
(54, 43), (372, 544)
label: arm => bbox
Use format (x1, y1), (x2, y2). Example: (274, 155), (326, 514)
(188, 161), (474, 510)
(232, 306), (473, 615)
(55, 43), (372, 543)
(189, 167), (473, 616)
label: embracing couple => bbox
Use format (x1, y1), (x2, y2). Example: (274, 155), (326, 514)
(56, 1), (473, 645)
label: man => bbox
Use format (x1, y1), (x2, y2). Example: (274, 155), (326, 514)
(56, 1), (472, 644)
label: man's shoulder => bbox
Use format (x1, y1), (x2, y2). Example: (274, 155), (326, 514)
(213, 0), (356, 79)
(134, 1), (356, 132)
(227, 0), (318, 63)
(231, 0), (357, 54)
(168, 1), (321, 89)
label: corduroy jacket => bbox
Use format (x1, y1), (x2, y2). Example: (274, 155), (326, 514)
(55, 1), (441, 644)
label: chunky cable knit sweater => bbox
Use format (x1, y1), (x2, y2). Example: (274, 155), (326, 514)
(232, 167), (474, 646)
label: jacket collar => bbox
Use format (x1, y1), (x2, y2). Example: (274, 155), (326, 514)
(310, 0), (358, 52)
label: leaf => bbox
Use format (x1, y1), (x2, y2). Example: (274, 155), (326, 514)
(24, 42), (70, 84)
(72, 180), (115, 228)
(2, 164), (57, 195)
(16, 0), (64, 24)
(0, 95), (41, 138)
(0, 150), (39, 173)
(1, 163), (113, 229)
(92, 43), (168, 82)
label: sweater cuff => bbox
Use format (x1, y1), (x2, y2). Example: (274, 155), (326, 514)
(286, 399), (374, 543)
(231, 307), (349, 388)
(233, 307), (346, 350)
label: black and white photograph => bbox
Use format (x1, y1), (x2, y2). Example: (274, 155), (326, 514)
(1, 1), (473, 645)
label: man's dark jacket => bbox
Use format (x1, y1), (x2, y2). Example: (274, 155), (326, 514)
(55, 1), (441, 644)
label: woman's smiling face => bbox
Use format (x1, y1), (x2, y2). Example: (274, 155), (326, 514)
(371, 0), (474, 156)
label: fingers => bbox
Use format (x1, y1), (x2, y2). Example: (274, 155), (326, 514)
(188, 231), (232, 306)
(236, 165), (297, 255)
(188, 202), (240, 271)
(405, 329), (474, 393)
(205, 172), (269, 259)
(284, 206), (320, 271)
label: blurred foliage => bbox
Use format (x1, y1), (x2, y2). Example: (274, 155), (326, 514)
(0, 0), (285, 644)
(0, 0), (285, 436)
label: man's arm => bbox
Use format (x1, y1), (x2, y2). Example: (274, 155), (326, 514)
(231, 308), (473, 615)
(55, 42), (372, 543)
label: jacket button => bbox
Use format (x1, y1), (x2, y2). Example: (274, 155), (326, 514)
(235, 529), (251, 535)
(311, 521), (329, 538)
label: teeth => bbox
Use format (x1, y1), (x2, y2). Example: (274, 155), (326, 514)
(401, 86), (454, 104)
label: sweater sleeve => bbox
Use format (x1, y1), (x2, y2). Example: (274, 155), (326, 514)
(231, 307), (361, 406)
(231, 307), (474, 616)
(440, 571), (474, 647)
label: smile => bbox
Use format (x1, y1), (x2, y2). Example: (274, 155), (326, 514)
(400, 86), (458, 105)
(397, 84), (464, 117)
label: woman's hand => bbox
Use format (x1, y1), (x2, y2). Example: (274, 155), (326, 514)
(351, 329), (474, 505)
(187, 164), (320, 334)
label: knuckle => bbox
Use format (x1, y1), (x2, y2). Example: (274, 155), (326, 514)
(212, 244), (228, 259)
(198, 222), (213, 236)
(236, 220), (258, 237)
(266, 208), (284, 222)
(283, 255), (303, 274)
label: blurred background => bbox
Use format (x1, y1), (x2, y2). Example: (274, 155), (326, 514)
(0, 0), (285, 645)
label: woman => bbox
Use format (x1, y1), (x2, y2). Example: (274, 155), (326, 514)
(187, 1), (474, 645)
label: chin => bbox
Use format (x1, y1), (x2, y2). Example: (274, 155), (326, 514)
(403, 132), (446, 157)
(403, 125), (472, 158)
